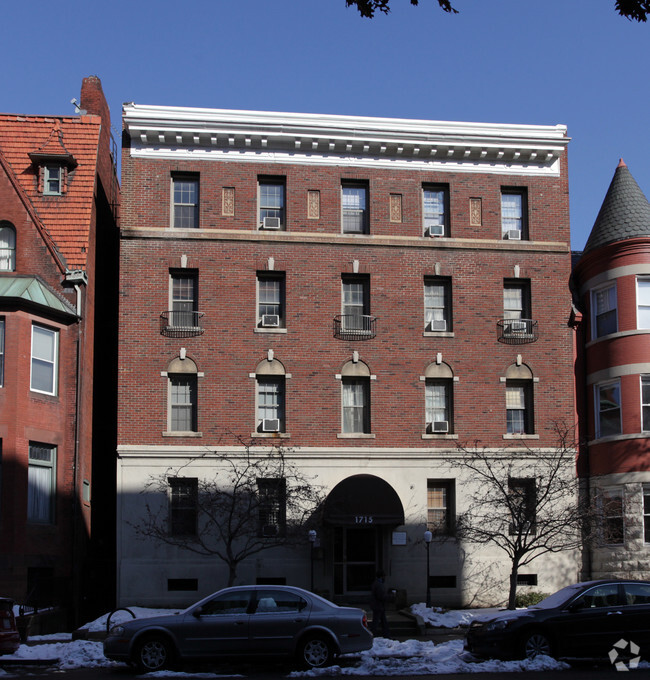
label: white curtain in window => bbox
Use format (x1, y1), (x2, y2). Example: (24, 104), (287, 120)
(426, 383), (447, 422)
(0, 226), (15, 271)
(502, 194), (522, 232)
(28, 464), (52, 522)
(342, 380), (366, 433)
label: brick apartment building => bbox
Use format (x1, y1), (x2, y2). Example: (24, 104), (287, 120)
(572, 160), (650, 580)
(0, 77), (119, 624)
(117, 104), (575, 607)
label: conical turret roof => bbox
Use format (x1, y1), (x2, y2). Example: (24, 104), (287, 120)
(583, 160), (650, 254)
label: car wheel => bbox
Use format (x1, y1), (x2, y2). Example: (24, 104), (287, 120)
(521, 630), (553, 659)
(298, 635), (334, 668)
(134, 635), (175, 672)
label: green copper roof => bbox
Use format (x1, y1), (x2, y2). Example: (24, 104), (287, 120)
(0, 276), (76, 316)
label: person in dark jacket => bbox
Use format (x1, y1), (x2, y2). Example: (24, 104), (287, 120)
(369, 569), (390, 637)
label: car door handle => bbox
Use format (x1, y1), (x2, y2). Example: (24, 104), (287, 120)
(234, 620), (247, 625)
(607, 611), (623, 615)
(293, 618), (305, 623)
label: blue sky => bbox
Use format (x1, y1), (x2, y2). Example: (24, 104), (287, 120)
(2, 0), (648, 249)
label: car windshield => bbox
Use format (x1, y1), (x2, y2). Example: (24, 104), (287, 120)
(529, 583), (586, 609)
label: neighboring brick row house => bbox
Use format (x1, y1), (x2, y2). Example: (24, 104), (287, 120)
(0, 77), (119, 625)
(117, 105), (576, 607)
(572, 160), (650, 581)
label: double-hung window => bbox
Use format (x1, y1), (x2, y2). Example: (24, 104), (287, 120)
(506, 381), (533, 434)
(642, 376), (650, 432)
(258, 478), (286, 537)
(169, 477), (198, 536)
(501, 188), (527, 240)
(28, 443), (56, 523)
(342, 378), (370, 434)
(259, 179), (285, 230)
(257, 377), (285, 433)
(342, 182), (369, 234)
(257, 273), (285, 328)
(637, 278), (650, 329)
(595, 381), (621, 438)
(31, 325), (58, 395)
(601, 486), (624, 545)
(44, 165), (63, 195)
(427, 480), (455, 535)
(424, 277), (451, 332)
(0, 224), (16, 271)
(341, 275), (371, 334)
(170, 272), (199, 329)
(169, 375), (198, 432)
(592, 284), (617, 338)
(425, 380), (452, 433)
(508, 478), (536, 535)
(422, 185), (448, 236)
(172, 175), (199, 228)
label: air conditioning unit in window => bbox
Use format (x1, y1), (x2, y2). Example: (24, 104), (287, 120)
(261, 314), (280, 327)
(262, 524), (279, 537)
(504, 229), (521, 240)
(429, 319), (447, 331)
(262, 217), (281, 230)
(505, 320), (528, 335)
(426, 225), (445, 237)
(432, 420), (449, 433)
(262, 418), (280, 432)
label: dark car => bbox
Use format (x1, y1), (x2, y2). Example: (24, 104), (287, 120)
(0, 598), (20, 655)
(465, 579), (650, 661)
(104, 585), (373, 672)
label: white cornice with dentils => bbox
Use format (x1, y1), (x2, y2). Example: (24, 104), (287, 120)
(123, 103), (569, 176)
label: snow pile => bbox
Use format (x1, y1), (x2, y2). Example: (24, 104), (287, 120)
(3, 640), (109, 669)
(410, 603), (490, 628)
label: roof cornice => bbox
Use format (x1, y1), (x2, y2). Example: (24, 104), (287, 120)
(123, 104), (569, 174)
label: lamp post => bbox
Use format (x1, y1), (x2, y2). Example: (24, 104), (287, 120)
(424, 530), (432, 608)
(308, 529), (317, 592)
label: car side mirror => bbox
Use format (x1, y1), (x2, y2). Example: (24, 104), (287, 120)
(192, 606), (204, 618)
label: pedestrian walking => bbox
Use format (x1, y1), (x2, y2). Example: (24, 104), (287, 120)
(369, 569), (391, 638)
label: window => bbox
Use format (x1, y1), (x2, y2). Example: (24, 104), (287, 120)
(43, 165), (63, 195)
(0, 318), (4, 387)
(0, 224), (15, 271)
(28, 443), (56, 523)
(427, 480), (454, 535)
(258, 478), (286, 537)
(595, 381), (621, 438)
(254, 589), (307, 614)
(503, 280), (531, 321)
(424, 277), (452, 332)
(31, 325), (58, 395)
(638, 278), (650, 329)
(592, 284), (617, 338)
(259, 179), (285, 230)
(342, 182), (369, 234)
(644, 486), (650, 543)
(169, 374), (198, 432)
(423, 185), (448, 236)
(257, 377), (285, 433)
(601, 486), (624, 545)
(342, 377), (370, 433)
(170, 272), (199, 328)
(342, 275), (370, 333)
(506, 381), (533, 434)
(501, 188), (527, 240)
(508, 478), (536, 534)
(172, 175), (199, 228)
(257, 273), (285, 328)
(643, 376), (650, 432)
(168, 477), (197, 536)
(425, 380), (452, 433)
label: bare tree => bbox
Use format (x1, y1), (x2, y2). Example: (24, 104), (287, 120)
(132, 434), (324, 586)
(455, 423), (590, 609)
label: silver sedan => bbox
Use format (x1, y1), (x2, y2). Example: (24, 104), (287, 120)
(103, 585), (373, 672)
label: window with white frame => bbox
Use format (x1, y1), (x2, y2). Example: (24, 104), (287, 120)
(169, 374), (198, 432)
(501, 189), (527, 239)
(168, 477), (198, 536)
(0, 318), (4, 387)
(172, 175), (199, 228)
(422, 185), (448, 236)
(595, 381), (621, 438)
(257, 272), (285, 328)
(31, 325), (58, 395)
(258, 478), (286, 537)
(601, 486), (624, 545)
(44, 165), (63, 195)
(427, 479), (454, 535)
(644, 486), (650, 543)
(592, 284), (617, 338)
(342, 182), (369, 234)
(259, 179), (285, 230)
(342, 377), (370, 434)
(170, 272), (199, 328)
(0, 223), (16, 271)
(425, 380), (452, 434)
(28, 443), (56, 523)
(257, 376), (285, 433)
(506, 381), (533, 434)
(642, 376), (650, 432)
(424, 277), (451, 331)
(637, 278), (650, 329)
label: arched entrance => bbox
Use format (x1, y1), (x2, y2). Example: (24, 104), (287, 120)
(323, 475), (404, 597)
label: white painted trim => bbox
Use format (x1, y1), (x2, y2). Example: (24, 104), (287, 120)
(579, 263), (650, 296)
(587, 363), (650, 385)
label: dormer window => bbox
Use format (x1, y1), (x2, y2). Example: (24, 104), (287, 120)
(44, 165), (63, 195)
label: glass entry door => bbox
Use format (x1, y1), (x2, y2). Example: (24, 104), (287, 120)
(333, 526), (381, 595)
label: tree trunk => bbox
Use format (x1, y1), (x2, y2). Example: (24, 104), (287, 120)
(227, 563), (237, 587)
(507, 568), (518, 610)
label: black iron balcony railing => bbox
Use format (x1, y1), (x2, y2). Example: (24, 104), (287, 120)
(333, 314), (377, 340)
(497, 318), (538, 345)
(160, 311), (205, 338)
